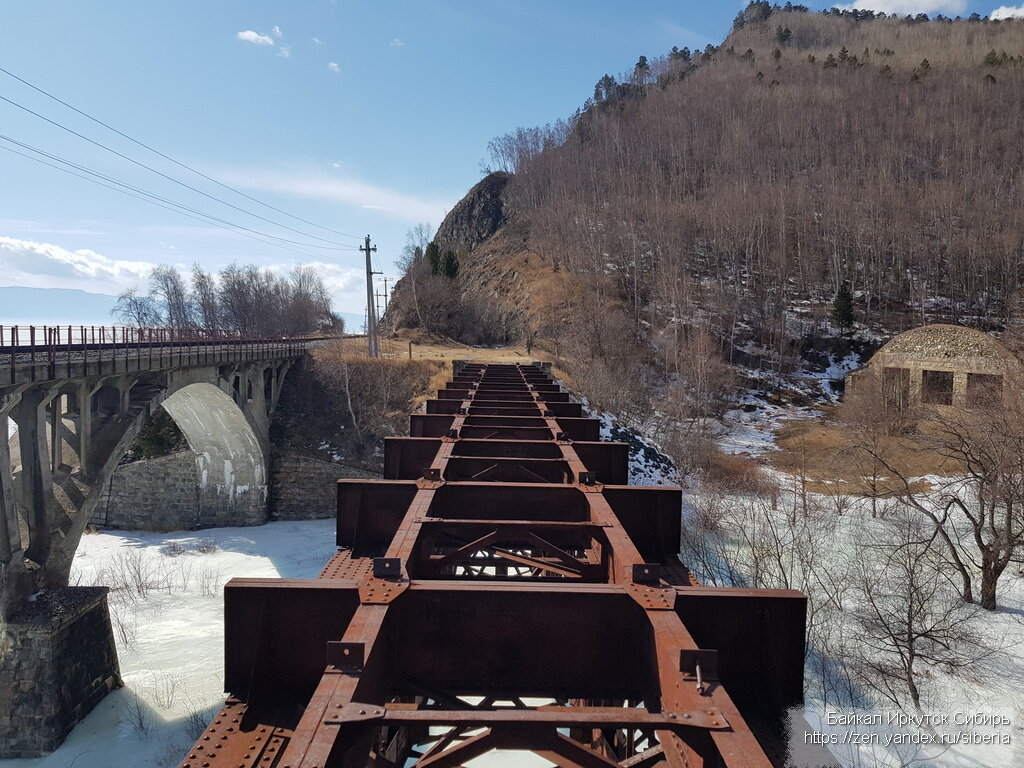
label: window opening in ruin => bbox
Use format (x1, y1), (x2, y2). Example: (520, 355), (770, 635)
(921, 369), (953, 406)
(967, 372), (1002, 403)
(882, 367), (910, 409)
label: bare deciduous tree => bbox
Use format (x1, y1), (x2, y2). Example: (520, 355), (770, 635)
(847, 373), (1024, 610)
(115, 263), (339, 337)
(148, 265), (194, 330)
(112, 287), (161, 327)
(849, 509), (988, 712)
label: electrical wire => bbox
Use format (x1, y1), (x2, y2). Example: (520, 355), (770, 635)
(0, 90), (359, 249)
(0, 66), (361, 241)
(0, 141), (356, 264)
(0, 133), (360, 253)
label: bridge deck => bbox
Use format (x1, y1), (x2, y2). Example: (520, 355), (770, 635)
(0, 325), (320, 386)
(177, 362), (806, 768)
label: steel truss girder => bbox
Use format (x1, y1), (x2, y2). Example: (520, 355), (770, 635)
(179, 362), (807, 768)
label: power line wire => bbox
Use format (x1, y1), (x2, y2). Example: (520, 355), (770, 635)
(0, 66), (361, 241)
(0, 140), (357, 264)
(0, 133), (360, 253)
(0, 90), (359, 249)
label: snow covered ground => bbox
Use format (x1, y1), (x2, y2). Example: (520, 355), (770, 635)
(1, 522), (553, 768)
(588, 368), (1024, 767)
(1, 520), (338, 768)
(707, 397), (1024, 768)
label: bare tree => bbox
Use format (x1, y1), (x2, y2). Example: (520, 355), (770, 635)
(191, 265), (220, 332)
(112, 287), (161, 327)
(149, 265), (194, 329)
(848, 374), (1024, 610)
(923, 381), (1024, 610)
(849, 508), (988, 712)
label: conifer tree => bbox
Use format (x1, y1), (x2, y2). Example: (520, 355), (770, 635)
(425, 242), (441, 275)
(833, 281), (855, 333)
(441, 251), (459, 280)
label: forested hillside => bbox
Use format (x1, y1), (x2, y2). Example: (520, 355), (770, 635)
(388, 5), (1024, 446)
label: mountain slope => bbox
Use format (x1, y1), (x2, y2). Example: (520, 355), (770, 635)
(391, 8), (1024, 395)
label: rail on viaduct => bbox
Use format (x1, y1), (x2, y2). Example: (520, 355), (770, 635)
(177, 361), (811, 768)
(0, 326), (312, 757)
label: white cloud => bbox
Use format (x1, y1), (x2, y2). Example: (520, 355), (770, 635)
(0, 235), (153, 293)
(991, 5), (1024, 18)
(312, 37), (325, 44)
(327, 61), (340, 73)
(833, 0), (966, 13)
(237, 30), (274, 46)
(216, 169), (452, 225)
(390, 38), (406, 47)
(255, 260), (370, 316)
(277, 46), (290, 58)
(271, 25), (283, 37)
(0, 234), (374, 316)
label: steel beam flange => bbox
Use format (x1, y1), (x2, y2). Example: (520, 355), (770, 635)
(325, 705), (731, 730)
(661, 708), (730, 730)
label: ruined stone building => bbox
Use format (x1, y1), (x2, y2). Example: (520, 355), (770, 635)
(846, 324), (1020, 408)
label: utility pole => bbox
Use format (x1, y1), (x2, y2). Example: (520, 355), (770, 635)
(380, 276), (391, 311)
(375, 291), (386, 330)
(360, 235), (380, 357)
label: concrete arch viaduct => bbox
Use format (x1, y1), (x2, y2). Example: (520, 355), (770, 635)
(0, 329), (313, 756)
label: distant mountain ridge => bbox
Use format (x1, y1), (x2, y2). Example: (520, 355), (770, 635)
(0, 286), (363, 332)
(0, 286), (117, 325)
(392, 7), (1024, 354)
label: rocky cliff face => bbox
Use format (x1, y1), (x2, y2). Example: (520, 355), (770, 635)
(386, 169), (568, 342)
(434, 172), (511, 255)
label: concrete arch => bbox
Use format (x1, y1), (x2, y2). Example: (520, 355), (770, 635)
(1, 358), (293, 617)
(160, 383), (267, 526)
(0, 339), (305, 757)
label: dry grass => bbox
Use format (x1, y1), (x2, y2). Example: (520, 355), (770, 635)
(769, 412), (957, 495)
(705, 449), (780, 497)
(318, 331), (578, 411)
(322, 328), (539, 364)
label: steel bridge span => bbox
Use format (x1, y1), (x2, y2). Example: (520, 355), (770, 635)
(177, 361), (809, 768)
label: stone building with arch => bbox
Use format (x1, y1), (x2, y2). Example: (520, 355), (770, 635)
(846, 324), (1021, 408)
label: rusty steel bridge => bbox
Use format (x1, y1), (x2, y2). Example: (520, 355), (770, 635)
(178, 361), (807, 768)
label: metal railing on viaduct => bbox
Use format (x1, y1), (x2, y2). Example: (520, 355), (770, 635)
(0, 325), (324, 385)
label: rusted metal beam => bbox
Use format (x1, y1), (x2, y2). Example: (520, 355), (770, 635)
(179, 362), (807, 768)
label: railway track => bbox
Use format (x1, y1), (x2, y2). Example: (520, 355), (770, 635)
(178, 361), (806, 768)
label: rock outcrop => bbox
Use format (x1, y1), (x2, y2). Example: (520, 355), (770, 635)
(434, 172), (511, 255)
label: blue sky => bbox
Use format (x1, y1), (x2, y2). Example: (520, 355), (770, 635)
(0, 0), (1018, 322)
